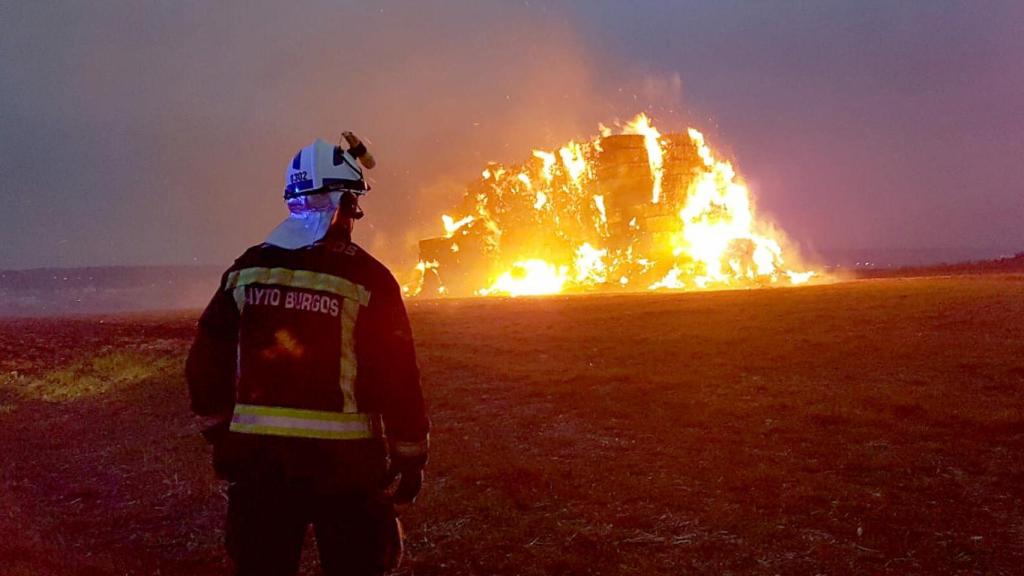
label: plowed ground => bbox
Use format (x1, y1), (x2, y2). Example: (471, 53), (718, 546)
(1, 275), (1022, 575)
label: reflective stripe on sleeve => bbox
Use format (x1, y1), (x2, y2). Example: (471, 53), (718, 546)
(229, 403), (382, 440)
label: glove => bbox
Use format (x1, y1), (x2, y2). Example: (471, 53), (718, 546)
(391, 467), (423, 505)
(385, 440), (428, 505)
(199, 414), (231, 444)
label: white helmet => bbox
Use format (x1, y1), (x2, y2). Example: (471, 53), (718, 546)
(266, 133), (375, 249)
(284, 138), (369, 199)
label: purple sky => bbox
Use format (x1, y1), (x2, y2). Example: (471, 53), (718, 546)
(1, 1), (1021, 270)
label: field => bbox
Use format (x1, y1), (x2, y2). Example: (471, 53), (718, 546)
(1, 275), (1023, 575)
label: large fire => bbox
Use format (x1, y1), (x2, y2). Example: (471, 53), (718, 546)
(407, 114), (817, 297)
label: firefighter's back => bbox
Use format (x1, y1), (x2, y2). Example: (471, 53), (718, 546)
(217, 239), (400, 490)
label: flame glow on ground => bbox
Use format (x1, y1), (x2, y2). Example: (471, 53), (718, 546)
(408, 114), (818, 297)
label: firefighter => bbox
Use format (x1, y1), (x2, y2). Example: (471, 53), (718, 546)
(186, 132), (429, 576)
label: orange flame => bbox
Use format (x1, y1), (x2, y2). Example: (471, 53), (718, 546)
(407, 114), (818, 297)
(623, 113), (664, 204)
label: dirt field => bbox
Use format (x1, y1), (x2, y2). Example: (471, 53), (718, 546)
(1, 275), (1022, 575)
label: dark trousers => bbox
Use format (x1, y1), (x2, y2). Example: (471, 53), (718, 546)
(225, 475), (400, 576)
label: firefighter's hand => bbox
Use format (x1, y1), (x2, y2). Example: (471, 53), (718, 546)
(198, 414), (231, 444)
(392, 467), (423, 505)
(386, 440), (428, 505)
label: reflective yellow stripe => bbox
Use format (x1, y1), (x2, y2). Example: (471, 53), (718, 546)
(231, 286), (246, 313)
(339, 298), (361, 413)
(225, 267), (371, 306)
(230, 404), (382, 440)
(227, 422), (376, 438)
(233, 403), (369, 422)
(229, 423), (377, 440)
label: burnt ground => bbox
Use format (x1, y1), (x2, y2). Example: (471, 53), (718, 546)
(1, 275), (1023, 575)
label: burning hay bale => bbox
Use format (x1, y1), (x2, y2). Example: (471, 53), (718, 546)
(408, 114), (816, 297)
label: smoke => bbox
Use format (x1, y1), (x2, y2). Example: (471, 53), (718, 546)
(339, 1), (611, 268)
(2, 0), (672, 274)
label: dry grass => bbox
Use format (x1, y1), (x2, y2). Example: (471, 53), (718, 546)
(0, 276), (1022, 575)
(404, 275), (1024, 575)
(2, 350), (177, 403)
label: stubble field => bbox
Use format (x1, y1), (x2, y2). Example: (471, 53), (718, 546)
(1, 275), (1022, 575)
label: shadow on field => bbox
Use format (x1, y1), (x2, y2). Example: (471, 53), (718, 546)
(1, 276), (1023, 575)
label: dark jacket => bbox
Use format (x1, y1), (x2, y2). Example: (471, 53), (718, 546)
(186, 238), (428, 489)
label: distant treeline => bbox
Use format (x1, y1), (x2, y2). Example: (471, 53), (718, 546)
(0, 266), (222, 317)
(0, 265), (222, 290)
(853, 252), (1024, 279)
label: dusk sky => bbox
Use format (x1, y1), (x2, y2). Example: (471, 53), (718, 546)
(2, 1), (1021, 270)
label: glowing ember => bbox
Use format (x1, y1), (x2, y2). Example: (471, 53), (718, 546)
(786, 270), (816, 285)
(478, 260), (568, 297)
(574, 243), (608, 285)
(407, 113), (817, 297)
(441, 214), (475, 237)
